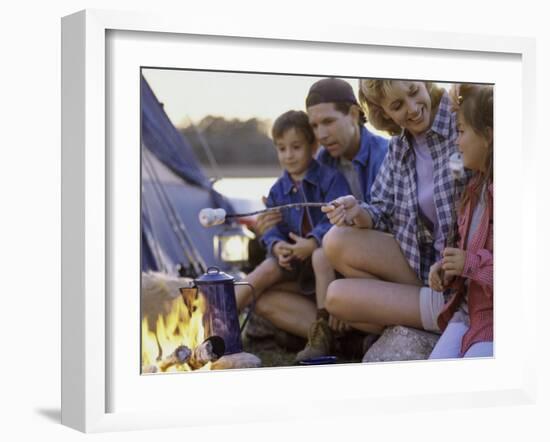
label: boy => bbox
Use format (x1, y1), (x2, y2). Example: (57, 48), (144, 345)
(235, 110), (350, 360)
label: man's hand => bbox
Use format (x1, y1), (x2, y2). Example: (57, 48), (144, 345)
(442, 247), (466, 277)
(255, 196), (283, 236)
(287, 232), (317, 261)
(321, 195), (360, 226)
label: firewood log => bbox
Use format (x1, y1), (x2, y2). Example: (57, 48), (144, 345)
(158, 345), (192, 372)
(188, 336), (225, 370)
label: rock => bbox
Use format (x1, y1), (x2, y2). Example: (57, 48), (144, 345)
(211, 352), (262, 370)
(362, 326), (439, 363)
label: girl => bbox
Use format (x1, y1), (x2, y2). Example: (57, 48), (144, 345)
(321, 80), (465, 337)
(429, 84), (493, 358)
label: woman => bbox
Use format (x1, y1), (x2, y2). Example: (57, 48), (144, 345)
(321, 80), (466, 334)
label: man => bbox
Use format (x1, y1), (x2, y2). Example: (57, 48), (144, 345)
(254, 78), (388, 361)
(306, 77), (388, 204)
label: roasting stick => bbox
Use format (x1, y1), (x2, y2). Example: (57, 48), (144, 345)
(446, 152), (466, 249)
(199, 202), (332, 227)
(440, 152), (466, 285)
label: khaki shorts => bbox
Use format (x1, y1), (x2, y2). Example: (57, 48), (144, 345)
(419, 287), (445, 333)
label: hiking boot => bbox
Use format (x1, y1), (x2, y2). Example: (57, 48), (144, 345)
(295, 317), (334, 363)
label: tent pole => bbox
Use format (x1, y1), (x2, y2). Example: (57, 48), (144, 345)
(142, 149), (207, 276)
(141, 183), (168, 273)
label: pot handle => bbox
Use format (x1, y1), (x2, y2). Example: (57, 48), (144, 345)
(234, 281), (257, 333)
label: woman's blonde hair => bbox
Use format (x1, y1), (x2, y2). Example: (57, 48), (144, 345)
(358, 79), (444, 136)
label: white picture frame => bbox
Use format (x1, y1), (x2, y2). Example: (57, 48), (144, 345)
(61, 9), (537, 433)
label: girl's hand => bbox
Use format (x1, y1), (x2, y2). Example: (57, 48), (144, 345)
(429, 261), (444, 292)
(442, 247), (466, 277)
(321, 195), (360, 227)
(449, 84), (461, 111)
(287, 233), (317, 261)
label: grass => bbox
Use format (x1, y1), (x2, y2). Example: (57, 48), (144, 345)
(241, 329), (363, 368)
(239, 312), (365, 368)
(242, 335), (297, 367)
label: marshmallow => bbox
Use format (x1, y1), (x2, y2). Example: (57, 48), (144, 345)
(449, 152), (465, 179)
(199, 208), (227, 227)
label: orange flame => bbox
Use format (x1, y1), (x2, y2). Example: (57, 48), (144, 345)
(141, 290), (209, 373)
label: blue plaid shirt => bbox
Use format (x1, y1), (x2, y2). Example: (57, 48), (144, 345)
(364, 91), (467, 284)
(261, 159), (351, 255)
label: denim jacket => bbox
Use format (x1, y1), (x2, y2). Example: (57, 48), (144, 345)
(261, 159), (351, 254)
(316, 125), (388, 203)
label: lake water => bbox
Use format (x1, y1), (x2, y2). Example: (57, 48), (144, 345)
(213, 177), (277, 214)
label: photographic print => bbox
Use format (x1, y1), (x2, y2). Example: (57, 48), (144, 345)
(140, 68), (494, 375)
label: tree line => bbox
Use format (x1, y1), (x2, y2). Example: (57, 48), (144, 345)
(179, 116), (279, 167)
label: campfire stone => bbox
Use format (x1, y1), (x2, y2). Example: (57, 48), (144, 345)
(362, 326), (439, 362)
(211, 352), (262, 370)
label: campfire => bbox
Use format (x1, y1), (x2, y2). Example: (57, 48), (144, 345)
(141, 283), (224, 374)
(141, 271), (262, 373)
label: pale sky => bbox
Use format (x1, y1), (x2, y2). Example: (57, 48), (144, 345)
(142, 69), (452, 202)
(142, 68), (451, 134)
(142, 69), (361, 129)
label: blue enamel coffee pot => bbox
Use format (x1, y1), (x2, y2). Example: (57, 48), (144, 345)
(180, 267), (255, 355)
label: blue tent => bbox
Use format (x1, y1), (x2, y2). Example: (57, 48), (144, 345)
(141, 74), (234, 276)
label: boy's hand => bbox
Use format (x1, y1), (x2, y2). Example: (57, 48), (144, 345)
(255, 196), (283, 236)
(272, 241), (293, 271)
(321, 195), (360, 226)
(272, 240), (292, 258)
(288, 233), (317, 261)
(442, 247), (466, 277)
(277, 253), (294, 271)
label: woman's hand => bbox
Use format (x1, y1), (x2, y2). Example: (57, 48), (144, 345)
(321, 195), (360, 227)
(287, 232), (317, 261)
(255, 196), (283, 236)
(442, 247), (466, 277)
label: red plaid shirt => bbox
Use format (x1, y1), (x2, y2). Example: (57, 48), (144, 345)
(437, 181), (494, 355)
